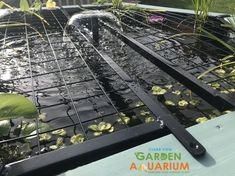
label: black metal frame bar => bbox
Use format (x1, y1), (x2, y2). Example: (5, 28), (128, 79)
(5, 122), (168, 176)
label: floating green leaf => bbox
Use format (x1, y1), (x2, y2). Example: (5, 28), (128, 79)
(52, 129), (66, 136)
(165, 100), (176, 106)
(164, 85), (173, 89)
(39, 133), (51, 141)
(0, 93), (38, 120)
(145, 117), (155, 123)
(118, 113), (131, 124)
(178, 100), (189, 107)
(140, 110), (151, 116)
(135, 101), (144, 107)
(70, 134), (85, 144)
(38, 113), (47, 121)
(94, 132), (103, 136)
(88, 122), (113, 136)
(172, 90), (181, 96)
(49, 145), (58, 150)
(151, 86), (167, 95)
(21, 122), (51, 136)
(189, 99), (200, 106)
(196, 117), (208, 123)
(20, 0), (30, 11)
(0, 120), (10, 137)
(220, 90), (229, 94)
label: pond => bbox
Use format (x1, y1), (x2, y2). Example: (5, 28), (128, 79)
(0, 4), (234, 172)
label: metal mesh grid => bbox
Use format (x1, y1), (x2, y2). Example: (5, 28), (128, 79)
(111, 9), (235, 96)
(0, 9), (161, 165)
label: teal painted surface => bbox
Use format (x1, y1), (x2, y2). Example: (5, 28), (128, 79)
(60, 112), (235, 176)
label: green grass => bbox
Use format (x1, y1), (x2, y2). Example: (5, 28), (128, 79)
(140, 0), (235, 13)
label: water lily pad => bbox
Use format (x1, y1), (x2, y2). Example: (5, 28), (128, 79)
(52, 129), (66, 136)
(145, 117), (155, 123)
(39, 133), (51, 141)
(196, 117), (209, 123)
(172, 90), (181, 96)
(0, 93), (38, 120)
(140, 110), (151, 116)
(70, 134), (85, 144)
(151, 86), (167, 95)
(0, 120), (10, 137)
(165, 100), (176, 106)
(178, 100), (188, 107)
(189, 99), (200, 106)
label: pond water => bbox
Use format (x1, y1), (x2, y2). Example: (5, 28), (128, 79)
(0, 8), (234, 166)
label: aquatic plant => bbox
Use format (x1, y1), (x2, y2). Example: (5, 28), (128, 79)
(112, 0), (123, 9)
(70, 134), (85, 144)
(192, 0), (214, 29)
(0, 94), (38, 121)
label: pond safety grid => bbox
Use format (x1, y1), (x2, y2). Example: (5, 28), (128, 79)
(0, 6), (234, 176)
